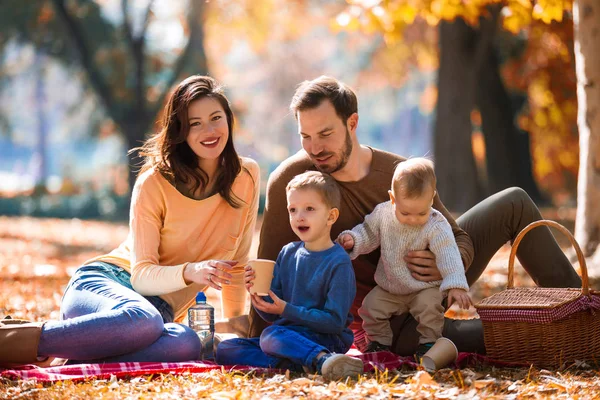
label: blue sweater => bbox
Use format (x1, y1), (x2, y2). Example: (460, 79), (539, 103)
(255, 242), (356, 345)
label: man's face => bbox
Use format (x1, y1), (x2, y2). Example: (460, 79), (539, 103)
(297, 100), (353, 174)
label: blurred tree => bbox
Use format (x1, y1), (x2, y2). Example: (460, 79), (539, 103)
(573, 0), (600, 260)
(501, 19), (579, 205)
(34, 52), (50, 192)
(336, 1), (574, 211)
(0, 0), (208, 192)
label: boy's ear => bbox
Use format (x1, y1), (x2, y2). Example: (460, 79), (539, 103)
(388, 190), (395, 205)
(327, 207), (340, 226)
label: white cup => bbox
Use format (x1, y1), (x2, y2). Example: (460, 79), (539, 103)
(421, 337), (458, 371)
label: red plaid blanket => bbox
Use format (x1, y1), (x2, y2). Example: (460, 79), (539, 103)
(0, 352), (525, 382)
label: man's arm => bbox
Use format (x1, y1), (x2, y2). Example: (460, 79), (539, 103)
(432, 194), (474, 270)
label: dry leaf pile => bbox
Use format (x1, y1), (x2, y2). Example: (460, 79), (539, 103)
(3, 367), (600, 399)
(2, 216), (600, 399)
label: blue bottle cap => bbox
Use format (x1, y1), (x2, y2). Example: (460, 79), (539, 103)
(196, 292), (207, 303)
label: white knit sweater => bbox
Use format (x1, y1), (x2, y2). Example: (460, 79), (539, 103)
(341, 201), (469, 295)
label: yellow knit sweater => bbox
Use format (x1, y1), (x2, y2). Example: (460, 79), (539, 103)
(85, 157), (260, 322)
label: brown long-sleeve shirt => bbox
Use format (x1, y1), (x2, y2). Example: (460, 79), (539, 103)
(257, 147), (474, 330)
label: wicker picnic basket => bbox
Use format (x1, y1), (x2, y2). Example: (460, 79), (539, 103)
(475, 220), (600, 367)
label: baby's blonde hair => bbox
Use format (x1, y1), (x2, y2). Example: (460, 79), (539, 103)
(286, 171), (341, 209)
(392, 157), (436, 199)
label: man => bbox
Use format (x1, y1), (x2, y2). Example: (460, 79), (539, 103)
(249, 76), (581, 355)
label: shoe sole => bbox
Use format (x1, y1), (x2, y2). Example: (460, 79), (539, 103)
(321, 354), (363, 381)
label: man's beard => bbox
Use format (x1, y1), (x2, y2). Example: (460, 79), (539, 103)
(313, 129), (353, 174)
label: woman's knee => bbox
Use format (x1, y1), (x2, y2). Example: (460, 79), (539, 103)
(121, 306), (165, 345)
(165, 324), (201, 361)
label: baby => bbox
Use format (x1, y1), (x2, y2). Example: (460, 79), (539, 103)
(338, 157), (472, 356)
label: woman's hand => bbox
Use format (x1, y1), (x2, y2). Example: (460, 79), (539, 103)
(405, 250), (442, 282)
(337, 233), (355, 250)
(244, 265), (256, 293)
(251, 290), (286, 315)
(447, 288), (473, 310)
(183, 260), (237, 290)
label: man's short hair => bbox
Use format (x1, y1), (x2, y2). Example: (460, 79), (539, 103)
(289, 76), (358, 123)
(392, 157), (437, 199)
(286, 171), (341, 210)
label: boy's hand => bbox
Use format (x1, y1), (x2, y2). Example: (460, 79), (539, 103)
(251, 290), (286, 315)
(447, 288), (473, 310)
(337, 233), (355, 250)
(244, 265), (255, 293)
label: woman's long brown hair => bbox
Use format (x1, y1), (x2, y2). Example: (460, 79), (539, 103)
(136, 75), (243, 208)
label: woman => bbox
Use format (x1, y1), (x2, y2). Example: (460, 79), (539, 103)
(0, 76), (260, 365)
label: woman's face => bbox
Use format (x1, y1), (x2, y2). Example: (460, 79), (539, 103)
(185, 97), (229, 166)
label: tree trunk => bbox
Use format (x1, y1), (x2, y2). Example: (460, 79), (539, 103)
(574, 0), (600, 259)
(52, 0), (208, 199)
(476, 47), (546, 203)
(121, 119), (149, 195)
(34, 52), (49, 193)
(434, 13), (498, 212)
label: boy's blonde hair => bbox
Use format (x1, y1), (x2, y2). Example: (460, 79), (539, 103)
(392, 157), (436, 199)
(286, 171), (341, 209)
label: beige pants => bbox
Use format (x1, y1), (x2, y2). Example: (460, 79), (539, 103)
(358, 286), (444, 346)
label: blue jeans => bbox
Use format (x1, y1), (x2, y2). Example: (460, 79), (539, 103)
(37, 262), (201, 363)
(216, 325), (350, 371)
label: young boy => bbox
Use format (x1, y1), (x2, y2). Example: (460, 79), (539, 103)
(216, 171), (363, 380)
(337, 157), (472, 355)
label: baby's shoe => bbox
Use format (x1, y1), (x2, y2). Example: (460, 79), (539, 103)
(414, 342), (435, 363)
(363, 340), (391, 353)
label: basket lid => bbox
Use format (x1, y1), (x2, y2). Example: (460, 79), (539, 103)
(475, 288), (584, 310)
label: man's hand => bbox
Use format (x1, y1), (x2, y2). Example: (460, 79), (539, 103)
(337, 233), (355, 250)
(405, 250), (442, 282)
(251, 290), (287, 315)
(447, 288), (473, 310)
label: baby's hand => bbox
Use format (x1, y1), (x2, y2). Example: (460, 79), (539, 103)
(447, 288), (473, 310)
(337, 233), (355, 250)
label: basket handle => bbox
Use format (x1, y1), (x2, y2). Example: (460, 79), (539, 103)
(508, 219), (589, 295)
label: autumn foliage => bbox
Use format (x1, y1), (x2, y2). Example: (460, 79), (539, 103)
(336, 0), (579, 204)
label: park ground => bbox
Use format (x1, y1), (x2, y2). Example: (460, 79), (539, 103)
(1, 211), (600, 398)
